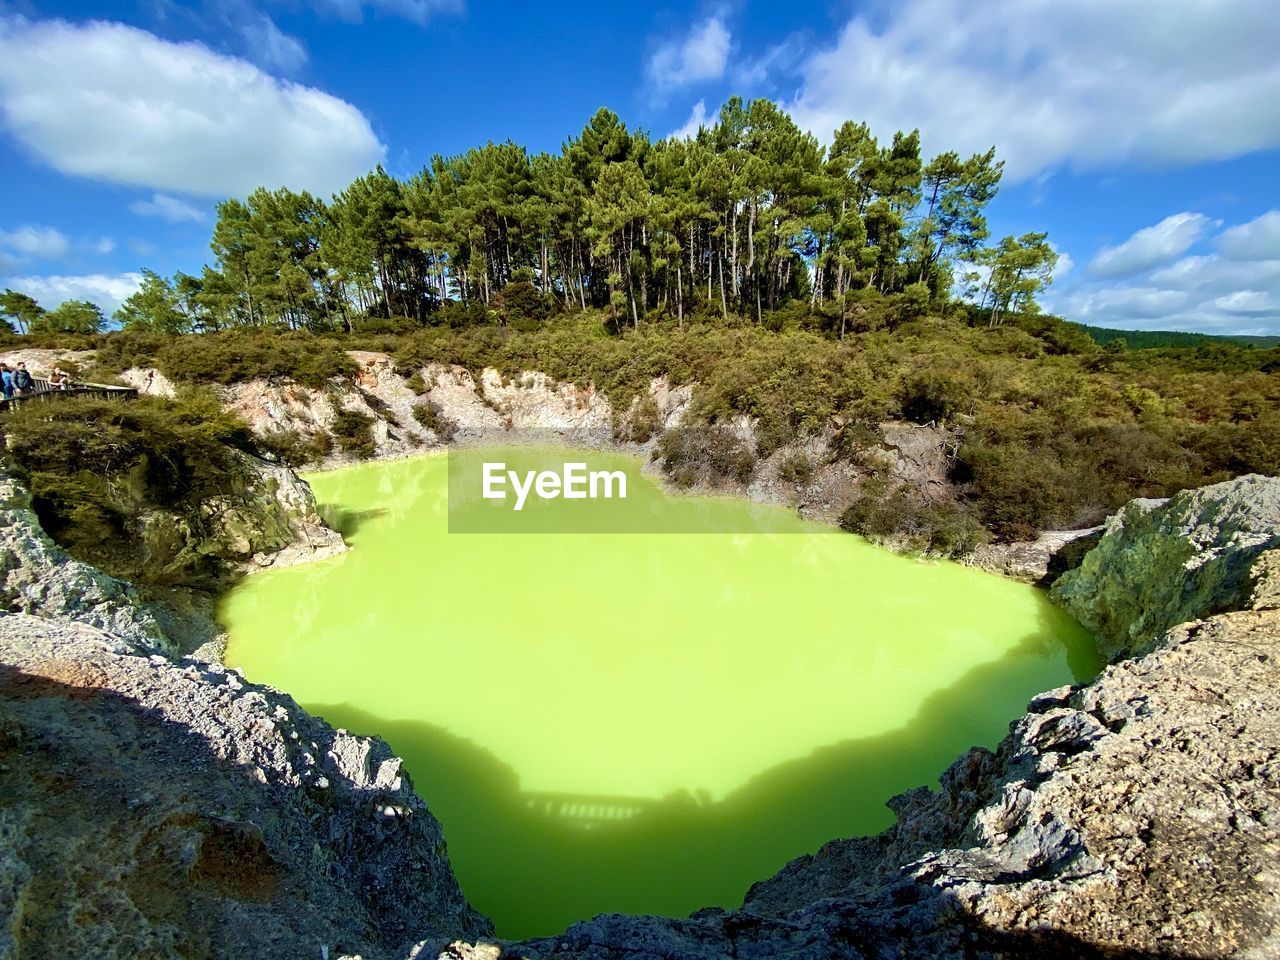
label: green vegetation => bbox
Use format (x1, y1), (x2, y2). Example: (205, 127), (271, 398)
(56, 99), (1028, 334)
(0, 392), (260, 583)
(330, 409), (377, 459)
(1074, 322), (1280, 350)
(90, 328), (357, 388)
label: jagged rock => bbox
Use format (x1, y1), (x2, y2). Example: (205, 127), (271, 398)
(1051, 474), (1280, 658)
(0, 613), (489, 959)
(967, 526), (1104, 584)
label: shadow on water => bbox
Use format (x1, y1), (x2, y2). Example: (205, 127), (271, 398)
(317, 505), (389, 539)
(311, 606), (1101, 939)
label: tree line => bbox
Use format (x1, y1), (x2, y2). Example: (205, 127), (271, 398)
(2, 98), (1059, 338)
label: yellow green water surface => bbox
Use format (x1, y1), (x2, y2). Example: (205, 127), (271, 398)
(221, 447), (1100, 938)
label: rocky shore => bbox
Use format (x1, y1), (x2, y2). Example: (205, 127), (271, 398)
(1, 426), (1277, 957)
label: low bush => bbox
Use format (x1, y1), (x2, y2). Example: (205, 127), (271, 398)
(255, 428), (334, 467)
(331, 409), (377, 458)
(657, 423), (756, 487)
(777, 451), (815, 486)
(840, 479), (988, 557)
(411, 400), (457, 441)
(92, 329), (357, 388)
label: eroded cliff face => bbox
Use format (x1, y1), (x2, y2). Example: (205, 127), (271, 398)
(1051, 474), (1280, 659)
(20, 347), (964, 539)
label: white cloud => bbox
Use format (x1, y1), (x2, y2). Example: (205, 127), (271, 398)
(1047, 209), (1280, 335)
(239, 8), (309, 73)
(784, 0), (1280, 181)
(130, 192), (208, 224)
(1218, 210), (1280, 261)
(671, 100), (710, 140)
(90, 237), (117, 255)
(1051, 249), (1074, 283)
(647, 16), (731, 94)
(1213, 290), (1275, 314)
(1089, 213), (1216, 278)
(310, 0), (463, 26)
(2, 272), (143, 313)
(0, 17), (387, 198)
(0, 225), (70, 260)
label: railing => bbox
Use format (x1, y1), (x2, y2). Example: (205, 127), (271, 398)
(1, 377), (138, 411)
(521, 790), (662, 829)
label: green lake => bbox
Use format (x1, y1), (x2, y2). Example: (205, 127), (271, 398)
(220, 447), (1101, 938)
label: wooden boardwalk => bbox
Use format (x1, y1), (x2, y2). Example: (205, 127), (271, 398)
(1, 377), (138, 411)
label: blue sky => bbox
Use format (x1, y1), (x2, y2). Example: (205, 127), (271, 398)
(1, 0), (1278, 334)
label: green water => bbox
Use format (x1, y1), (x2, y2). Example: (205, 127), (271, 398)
(221, 447), (1100, 938)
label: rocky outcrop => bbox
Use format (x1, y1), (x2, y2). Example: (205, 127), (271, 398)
(0, 475), (170, 654)
(968, 526), (1104, 584)
(0, 613), (489, 960)
(202, 453), (347, 573)
(1052, 474), (1280, 659)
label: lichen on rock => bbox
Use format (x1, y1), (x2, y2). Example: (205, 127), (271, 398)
(1051, 473), (1280, 659)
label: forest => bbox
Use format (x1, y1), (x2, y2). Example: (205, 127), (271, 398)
(1, 98), (1055, 338)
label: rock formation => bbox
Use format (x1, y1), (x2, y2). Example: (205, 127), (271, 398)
(1052, 474), (1280, 659)
(0, 471), (487, 959)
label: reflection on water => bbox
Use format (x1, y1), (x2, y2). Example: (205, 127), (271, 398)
(221, 449), (1101, 938)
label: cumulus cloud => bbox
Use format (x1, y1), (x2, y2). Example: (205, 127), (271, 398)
(783, 0), (1280, 181)
(0, 225), (70, 260)
(0, 18), (387, 198)
(647, 15), (731, 94)
(1089, 213), (1216, 278)
(2, 272), (144, 314)
(1047, 209), (1280, 335)
(1218, 210), (1280, 261)
(130, 193), (208, 224)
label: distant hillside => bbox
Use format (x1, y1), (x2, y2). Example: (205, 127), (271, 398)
(1073, 323), (1280, 350)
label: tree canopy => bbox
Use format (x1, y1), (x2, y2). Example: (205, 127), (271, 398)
(77, 99), (1020, 336)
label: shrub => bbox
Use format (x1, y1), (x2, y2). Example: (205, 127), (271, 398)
(777, 451), (815, 486)
(899, 371), (966, 424)
(331, 409), (377, 458)
(406, 370), (428, 394)
(494, 281), (554, 330)
(0, 391), (259, 580)
(411, 400), (457, 441)
(657, 423), (756, 487)
(92, 329), (357, 388)
(256, 429), (334, 467)
(616, 395), (662, 443)
(840, 478), (988, 557)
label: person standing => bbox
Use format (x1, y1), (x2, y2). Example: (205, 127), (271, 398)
(0, 364), (13, 400)
(12, 362), (33, 396)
